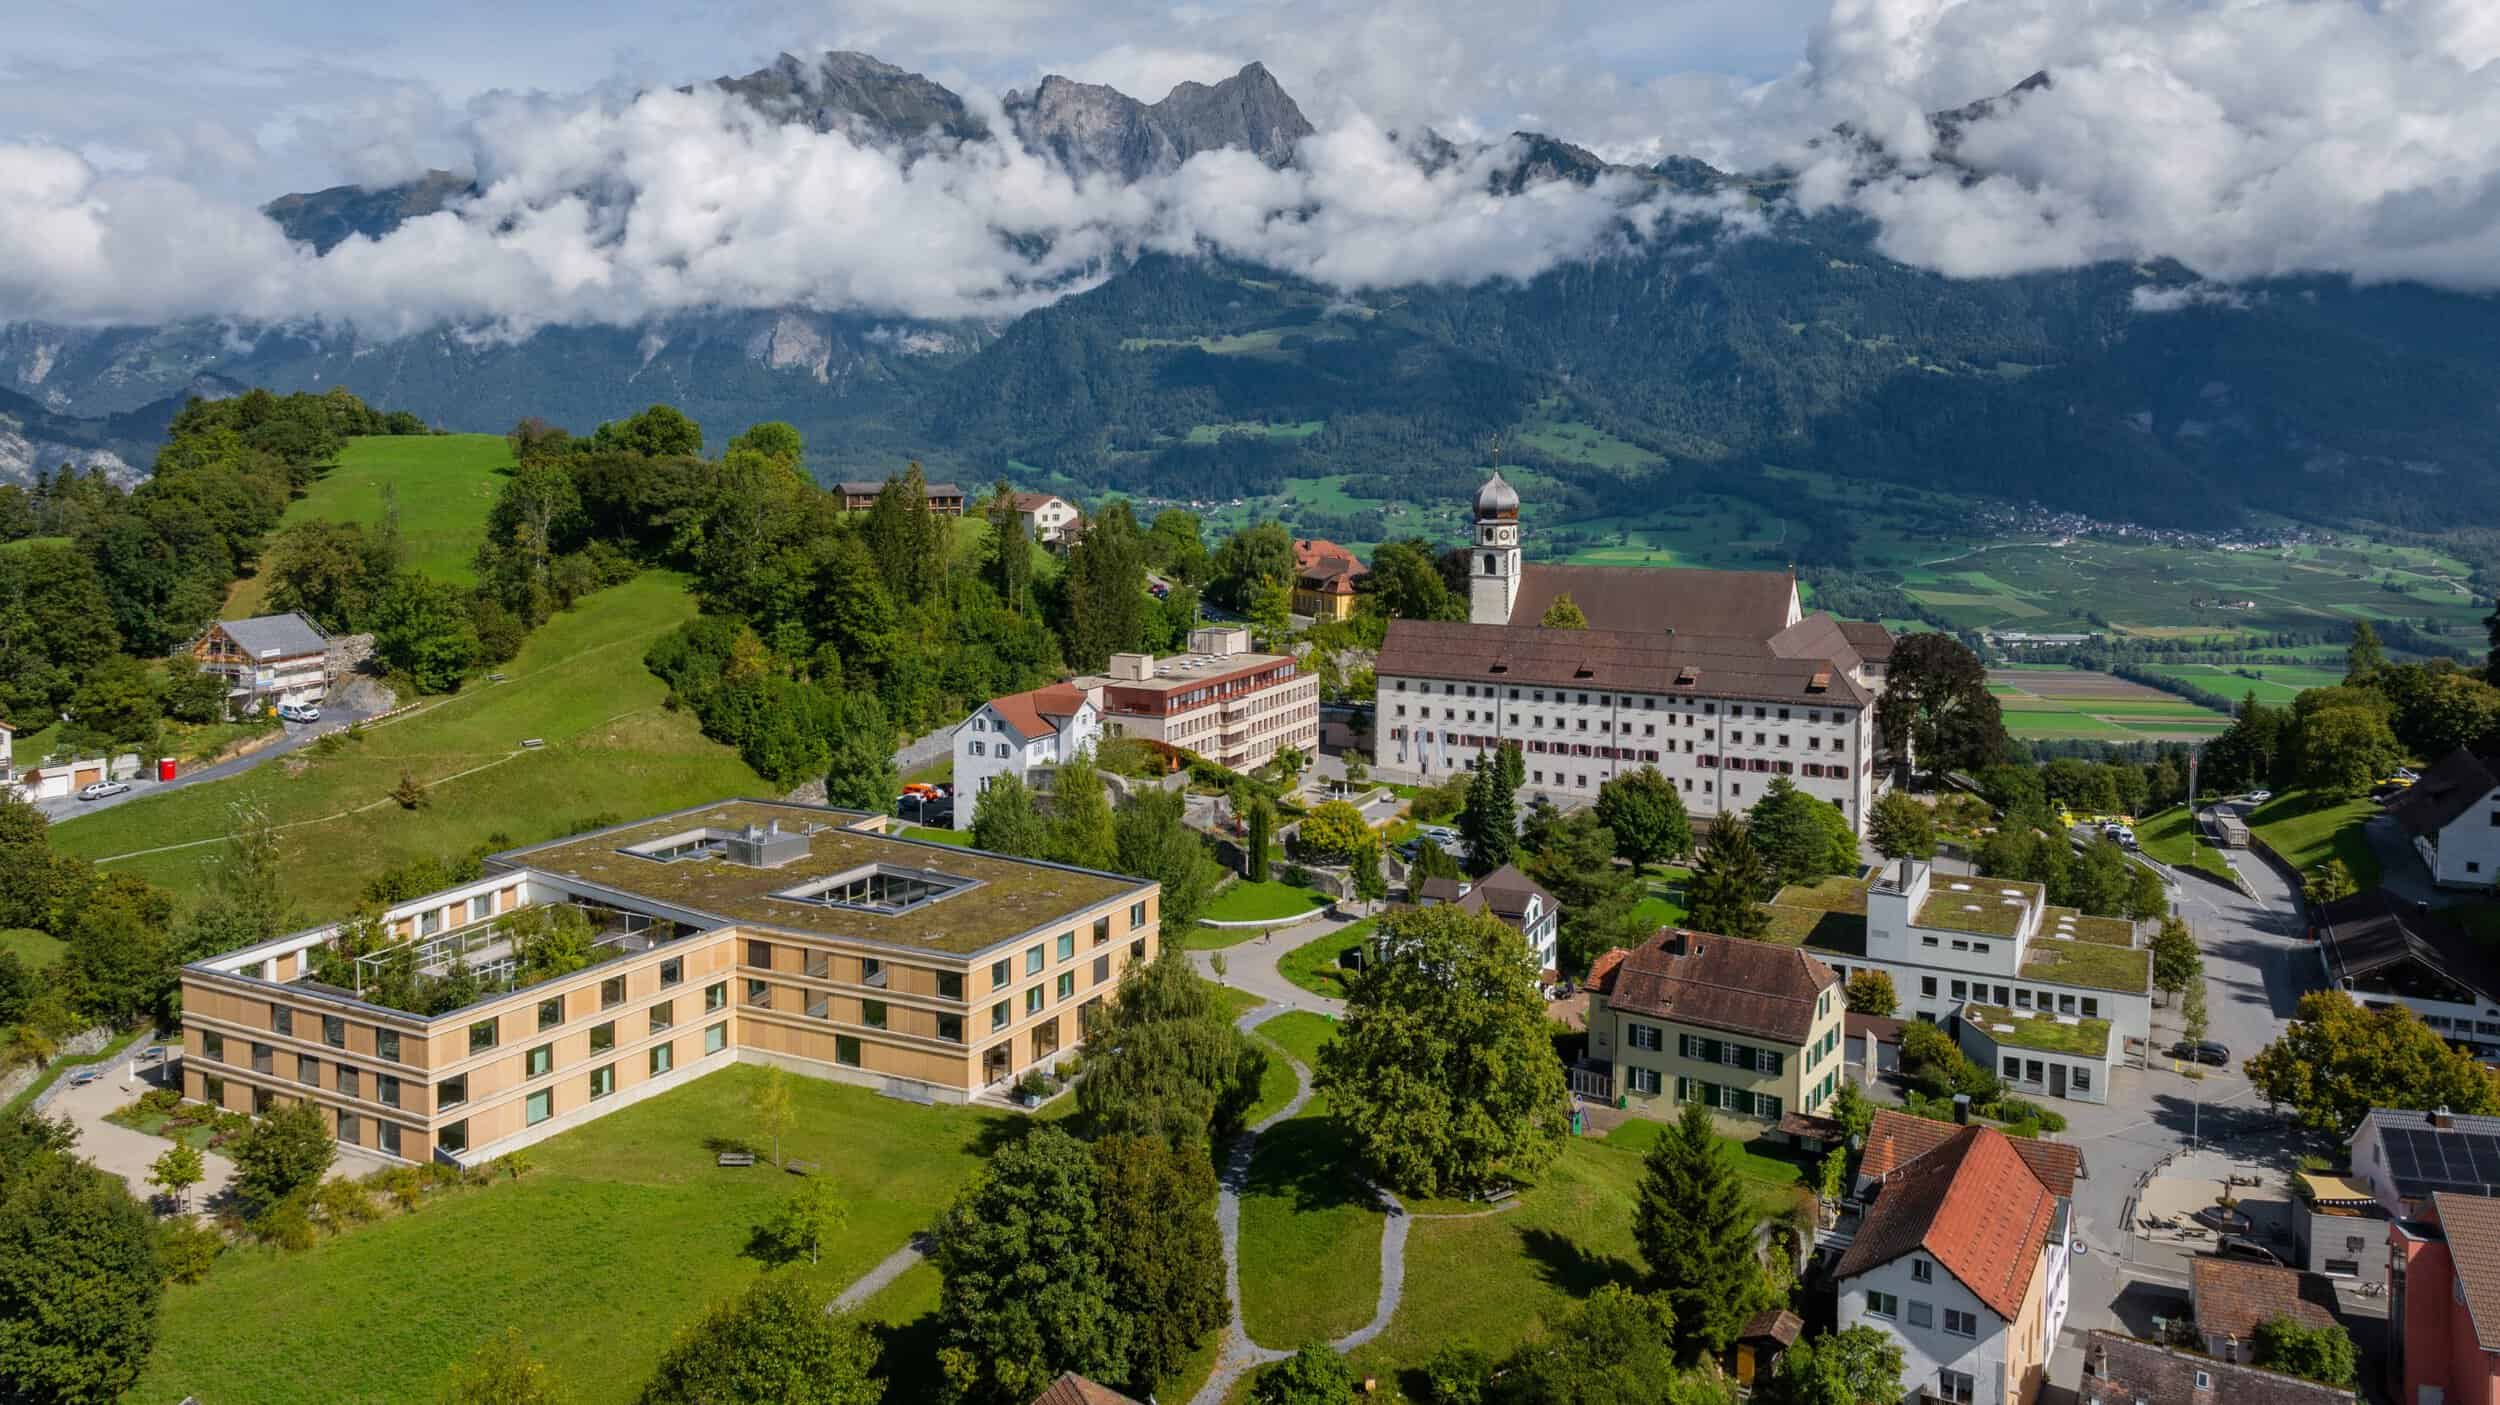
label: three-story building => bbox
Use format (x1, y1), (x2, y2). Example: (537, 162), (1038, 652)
(1584, 928), (1848, 1129)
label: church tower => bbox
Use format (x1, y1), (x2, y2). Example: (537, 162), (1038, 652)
(1469, 472), (1522, 625)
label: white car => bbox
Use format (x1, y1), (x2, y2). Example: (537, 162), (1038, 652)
(2245, 790), (2272, 805)
(278, 703), (322, 724)
(76, 780), (130, 801)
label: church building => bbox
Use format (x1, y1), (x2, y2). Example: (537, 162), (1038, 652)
(1373, 473), (1894, 830)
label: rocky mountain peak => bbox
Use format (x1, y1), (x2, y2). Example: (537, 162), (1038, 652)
(712, 49), (985, 148)
(1007, 61), (1313, 182)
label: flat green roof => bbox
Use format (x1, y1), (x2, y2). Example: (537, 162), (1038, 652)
(2039, 906), (2137, 947)
(1915, 876), (2041, 937)
(1770, 875), (1870, 915)
(1755, 904), (1867, 956)
(500, 801), (1148, 958)
(2017, 938), (2151, 994)
(1965, 1004), (2111, 1056)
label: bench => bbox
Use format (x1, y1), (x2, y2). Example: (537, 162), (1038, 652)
(786, 1159), (821, 1177)
(715, 1151), (757, 1168)
(1480, 1186), (1519, 1205)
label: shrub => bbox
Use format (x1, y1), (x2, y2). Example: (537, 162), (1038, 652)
(252, 1193), (318, 1251)
(136, 1087), (182, 1116)
(312, 1178), (380, 1230)
(159, 1221), (226, 1284)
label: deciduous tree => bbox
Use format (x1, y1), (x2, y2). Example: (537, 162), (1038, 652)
(147, 1143), (204, 1212)
(971, 773), (1051, 858)
(1295, 800), (1373, 865)
(1634, 1104), (1775, 1360)
(371, 575), (480, 693)
(2294, 706), (2401, 798)
(932, 1128), (1130, 1401)
(2252, 1315), (2358, 1388)
(1077, 954), (1267, 1147)
(637, 1273), (882, 1405)
(1251, 1345), (1359, 1405)
(1596, 767), (1691, 869)
(820, 693), (898, 814)
(1539, 594), (1588, 629)
(1767, 1326), (1908, 1405)
(757, 1178), (847, 1266)
(750, 1067), (796, 1169)
(443, 1328), (566, 1405)
(2246, 992), (2500, 1133)
(1113, 788), (1222, 928)
(2149, 917), (2202, 998)
(0, 1128), (163, 1404)
(1844, 970), (1897, 1018)
(1750, 777), (1859, 888)
(1047, 750), (1118, 871)
(229, 1099), (335, 1207)
(1876, 633), (2006, 776)
(1866, 791), (1936, 862)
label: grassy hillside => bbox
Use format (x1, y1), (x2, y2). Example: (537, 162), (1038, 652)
(227, 432), (515, 615)
(52, 571), (764, 918)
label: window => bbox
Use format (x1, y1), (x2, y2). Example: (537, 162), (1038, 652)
(1055, 932), (1075, 962)
(526, 1044), (553, 1078)
(938, 1014), (963, 1043)
(1943, 1308), (1978, 1338)
(1920, 976), (1938, 998)
(836, 1036), (861, 1067)
(992, 958), (1012, 990)
(649, 1000), (674, 1033)
(1630, 1023), (1661, 1051)
(992, 1000), (1011, 1031)
(271, 1006), (293, 1038)
(1865, 1291), (1898, 1319)
(650, 1043), (674, 1077)
(1093, 916), (1112, 946)
(440, 1074), (468, 1109)
(745, 979), (771, 1009)
(1092, 955), (1111, 986)
(705, 1022), (727, 1055)
(526, 1089), (553, 1126)
(469, 1018), (499, 1054)
(253, 1087), (274, 1115)
(1912, 1258), (1933, 1283)
(1130, 900), (1148, 928)
(1026, 945), (1046, 976)
(1026, 987), (1045, 1016)
(2072, 1067), (2092, 1093)
(1907, 1301), (1934, 1328)
(323, 1015), (346, 1048)
(589, 1064), (615, 1099)
(470, 893), (493, 923)
(201, 1030), (224, 1063)
(419, 909), (442, 937)
(1628, 1067), (1662, 1095)
(1132, 937), (1146, 964)
(937, 971), (963, 1000)
(2193, 1370), (2212, 1391)
(297, 1054), (319, 1086)
(2003, 1056), (2021, 1078)
(706, 981), (728, 1012)
(1057, 972), (1076, 1001)
(378, 1074), (401, 1109)
(590, 1021), (616, 1054)
(748, 939), (773, 969)
(601, 975), (626, 1009)
(1937, 1371), (1973, 1404)
(202, 1075), (225, 1105)
(378, 1122), (402, 1157)
(538, 995), (564, 1031)
(338, 1112), (360, 1145)
(861, 1000), (887, 1030)
(377, 1028), (401, 1063)
(660, 957), (683, 987)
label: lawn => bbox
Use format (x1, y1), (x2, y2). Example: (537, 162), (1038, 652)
(0, 928), (65, 968)
(51, 573), (767, 918)
(902, 825), (974, 847)
(135, 1064), (1013, 1405)
(2248, 792), (2383, 890)
(1237, 1011), (1382, 1349)
(2135, 807), (2241, 885)
(226, 433), (516, 615)
(1277, 919), (1376, 1000)
(1965, 1005), (2111, 1056)
(1200, 879), (1333, 924)
(1629, 866), (1693, 931)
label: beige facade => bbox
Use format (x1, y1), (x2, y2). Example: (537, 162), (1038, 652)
(1590, 980), (1847, 1127)
(1093, 628), (1320, 773)
(180, 801), (1159, 1164)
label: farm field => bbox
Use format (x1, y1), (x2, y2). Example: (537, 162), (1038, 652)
(1985, 669), (2233, 741)
(2136, 662), (2349, 705)
(226, 433), (516, 615)
(50, 572), (765, 918)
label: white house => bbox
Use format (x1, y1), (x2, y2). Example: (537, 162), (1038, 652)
(1412, 864), (1560, 973)
(951, 683), (1102, 830)
(0, 719), (13, 786)
(192, 612), (330, 715)
(1835, 1121), (2071, 1405)
(2387, 749), (2500, 890)
(1011, 492), (1082, 546)
(2314, 891), (2500, 1058)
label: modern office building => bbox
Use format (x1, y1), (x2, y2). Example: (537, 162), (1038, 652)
(1085, 627), (1320, 775)
(1374, 472), (1892, 827)
(179, 801), (1160, 1164)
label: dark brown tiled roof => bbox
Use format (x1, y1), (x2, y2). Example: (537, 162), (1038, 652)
(1011, 492), (1069, 512)
(1738, 1308), (1803, 1347)
(1838, 619), (1897, 661)
(1375, 620), (1875, 706)
(2191, 1257), (2337, 1343)
(1767, 612), (1868, 674)
(1031, 1373), (1143, 1405)
(1847, 1013), (1906, 1046)
(1859, 1108), (2084, 1199)
(2434, 1192), (2500, 1350)
(2316, 887), (2500, 1008)
(1510, 563), (1797, 638)
(1834, 1124), (2057, 1320)
(2079, 1331), (2353, 1405)
(1604, 928), (1836, 1044)
(2388, 748), (2500, 838)
(1453, 863), (1557, 929)
(1415, 876), (1470, 904)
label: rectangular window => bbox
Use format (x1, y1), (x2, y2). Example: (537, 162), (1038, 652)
(1865, 1291), (1898, 1319)
(1943, 1309), (1978, 1338)
(660, 957), (683, 987)
(338, 1111), (360, 1146)
(649, 1000), (674, 1033)
(937, 971), (964, 1000)
(1907, 1301), (1934, 1328)
(992, 999), (1011, 1031)
(748, 939), (773, 970)
(1130, 938), (1146, 964)
(469, 1018), (499, 1054)
(251, 1042), (275, 1075)
(201, 1030), (224, 1063)
(861, 1000), (887, 1030)
(1092, 955), (1111, 986)
(1912, 1258), (1933, 1283)
(539, 995), (564, 1031)
(1026, 945), (1046, 976)
(527, 1043), (553, 1077)
(202, 1075), (225, 1105)
(836, 1036), (861, 1067)
(526, 1089), (553, 1126)
(420, 909), (442, 937)
(322, 1015), (347, 1048)
(271, 1006), (293, 1038)
(650, 1042), (674, 1077)
(1628, 1067), (1662, 1095)
(601, 975), (627, 1009)
(1921, 976), (1938, 998)
(1093, 916), (1112, 946)
(379, 1121), (402, 1158)
(589, 1064), (615, 1099)
(1056, 932), (1077, 961)
(2073, 1066), (2092, 1093)
(937, 1013), (963, 1043)
(705, 981), (728, 1012)
(338, 1066), (359, 1099)
(705, 1022), (727, 1055)
(379, 1074), (401, 1109)
(377, 1027), (401, 1063)
(992, 958), (1012, 989)
(1026, 987), (1045, 1016)
(590, 1021), (616, 1054)
(440, 1074), (468, 1109)
(297, 1053), (320, 1086)
(1057, 972), (1075, 1002)
(1130, 901), (1148, 928)
(745, 979), (771, 1009)
(1630, 1023), (1661, 1052)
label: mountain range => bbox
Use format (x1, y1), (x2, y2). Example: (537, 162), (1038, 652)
(7, 52), (2500, 547)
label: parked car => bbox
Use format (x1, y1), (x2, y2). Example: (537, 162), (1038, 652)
(2211, 1235), (2285, 1266)
(2171, 1040), (2231, 1067)
(278, 703), (322, 723)
(76, 780), (130, 801)
(2245, 790), (2272, 804)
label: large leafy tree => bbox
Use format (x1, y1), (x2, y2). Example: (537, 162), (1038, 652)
(1686, 819), (1773, 940)
(933, 1128), (1130, 1402)
(1077, 953), (1268, 1147)
(2149, 916), (2203, 998)
(1523, 810), (1654, 975)
(1314, 903), (1568, 1196)
(2251, 1315), (2358, 1388)
(1750, 777), (1859, 888)
(1634, 1104), (1775, 1360)
(1875, 633), (2005, 776)
(1113, 789), (1222, 928)
(1497, 1283), (1728, 1405)
(2293, 705), (2402, 798)
(592, 403), (704, 458)
(971, 773), (1051, 858)
(2246, 993), (2500, 1133)
(637, 1273), (882, 1405)
(2345, 621), (2387, 683)
(1252, 1346), (1359, 1405)
(1866, 791), (1936, 861)
(1767, 1326), (1908, 1405)
(1294, 800), (1374, 865)
(1363, 538), (1463, 622)
(1595, 767), (1691, 869)
(1210, 521), (1295, 612)
(371, 575), (481, 694)
(0, 1114), (164, 1405)
(1091, 1134), (1226, 1394)
(261, 518), (399, 633)
(229, 1099), (337, 1208)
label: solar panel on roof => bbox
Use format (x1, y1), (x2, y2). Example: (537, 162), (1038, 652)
(2389, 1134), (2422, 1179)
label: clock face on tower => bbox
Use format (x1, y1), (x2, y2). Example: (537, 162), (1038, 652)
(1498, 526), (1515, 544)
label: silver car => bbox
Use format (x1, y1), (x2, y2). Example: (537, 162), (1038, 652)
(77, 780), (130, 801)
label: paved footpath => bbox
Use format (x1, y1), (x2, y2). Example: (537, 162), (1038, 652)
(1185, 912), (1356, 1017)
(49, 1054), (238, 1214)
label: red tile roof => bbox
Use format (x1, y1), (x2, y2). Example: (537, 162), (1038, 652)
(1031, 1373), (1142, 1405)
(1835, 1124), (2059, 1320)
(1859, 1108), (2083, 1198)
(1293, 538), (1364, 574)
(1586, 947), (1630, 994)
(2191, 1257), (2337, 1343)
(2434, 1192), (2500, 1350)
(987, 683), (1091, 740)
(1603, 929), (1836, 1044)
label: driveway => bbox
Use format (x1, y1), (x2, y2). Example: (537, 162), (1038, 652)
(48, 1051), (238, 1215)
(1189, 912), (1356, 1018)
(36, 705), (375, 822)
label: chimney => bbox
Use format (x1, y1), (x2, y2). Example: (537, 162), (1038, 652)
(1108, 652), (1155, 682)
(2086, 1340), (2109, 1379)
(2433, 1106), (2455, 1130)
(1952, 1093), (1972, 1125)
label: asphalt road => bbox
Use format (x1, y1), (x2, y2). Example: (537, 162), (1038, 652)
(36, 705), (376, 822)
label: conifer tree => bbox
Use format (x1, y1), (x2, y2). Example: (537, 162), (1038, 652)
(1633, 1103), (1773, 1360)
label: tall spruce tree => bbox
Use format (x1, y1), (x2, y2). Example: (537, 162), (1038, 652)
(985, 478), (1034, 608)
(1686, 818), (1772, 939)
(1633, 1103), (1773, 1360)
(1458, 752), (1519, 876)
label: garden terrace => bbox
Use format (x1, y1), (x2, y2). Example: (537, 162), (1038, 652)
(1770, 875), (1871, 915)
(2017, 939), (2152, 994)
(1760, 904), (1868, 954)
(1914, 877), (2043, 938)
(2038, 907), (2137, 947)
(1963, 1004), (2111, 1056)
